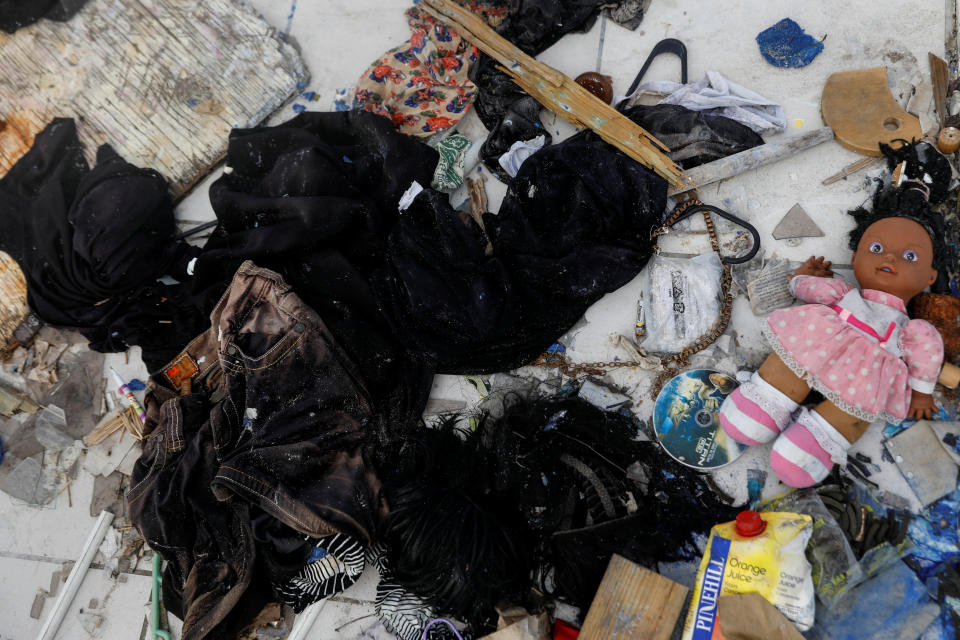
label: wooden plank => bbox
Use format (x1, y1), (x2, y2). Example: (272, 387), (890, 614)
(669, 127), (835, 196)
(421, 0), (688, 189)
(579, 554), (688, 640)
(0, 0), (306, 197)
(929, 52), (950, 128)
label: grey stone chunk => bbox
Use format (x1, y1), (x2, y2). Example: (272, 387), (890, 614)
(772, 203), (824, 240)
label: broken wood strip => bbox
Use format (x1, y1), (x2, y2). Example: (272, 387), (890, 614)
(822, 156), (883, 185)
(0, 0), (306, 197)
(83, 411), (125, 447)
(421, 0), (564, 86)
(422, 0), (687, 188)
(506, 69), (680, 182)
(670, 126), (835, 196)
(930, 52), (950, 128)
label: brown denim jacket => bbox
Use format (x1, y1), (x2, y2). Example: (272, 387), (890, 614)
(128, 262), (386, 639)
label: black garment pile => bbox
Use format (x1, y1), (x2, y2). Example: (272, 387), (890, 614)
(106, 109), (670, 639)
(375, 395), (738, 635)
(190, 109), (667, 375)
(0, 0), (87, 32)
(0, 119), (203, 370)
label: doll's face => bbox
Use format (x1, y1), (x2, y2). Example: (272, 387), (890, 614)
(851, 217), (937, 302)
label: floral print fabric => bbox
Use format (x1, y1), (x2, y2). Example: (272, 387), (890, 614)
(353, 6), (482, 137)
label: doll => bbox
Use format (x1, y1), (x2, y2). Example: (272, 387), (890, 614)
(719, 142), (948, 488)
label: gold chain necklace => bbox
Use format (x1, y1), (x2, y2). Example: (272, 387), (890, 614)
(529, 198), (734, 399)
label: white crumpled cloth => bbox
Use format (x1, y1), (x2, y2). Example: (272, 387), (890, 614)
(626, 70), (786, 134)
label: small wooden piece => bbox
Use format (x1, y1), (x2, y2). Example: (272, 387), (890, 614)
(421, 0), (687, 188)
(940, 363), (960, 389)
(669, 127), (834, 196)
(821, 68), (923, 156)
(579, 554), (688, 640)
(938, 127), (960, 153)
(822, 156), (883, 185)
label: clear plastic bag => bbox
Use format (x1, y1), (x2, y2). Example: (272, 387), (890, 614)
(639, 253), (723, 355)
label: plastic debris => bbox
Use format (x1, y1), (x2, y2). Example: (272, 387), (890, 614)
(756, 18), (824, 69)
(885, 421), (960, 508)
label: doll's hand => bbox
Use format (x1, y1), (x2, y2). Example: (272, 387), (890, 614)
(908, 390), (936, 420)
(791, 256), (834, 279)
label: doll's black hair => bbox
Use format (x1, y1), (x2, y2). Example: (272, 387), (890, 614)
(846, 140), (950, 274)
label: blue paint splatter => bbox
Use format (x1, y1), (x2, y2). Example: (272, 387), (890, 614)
(755, 18), (824, 68)
(292, 104), (307, 114)
(342, 155), (353, 164)
(333, 88), (351, 112)
(302, 91), (319, 101)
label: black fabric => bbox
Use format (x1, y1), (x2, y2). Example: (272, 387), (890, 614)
(621, 104), (766, 168)
(470, 0), (601, 133)
(375, 121), (667, 373)
(478, 95), (552, 180)
(0, 118), (203, 372)
(498, 0), (599, 58)
(0, 0), (87, 32)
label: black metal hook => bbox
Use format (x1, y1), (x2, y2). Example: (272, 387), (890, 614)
(625, 38), (688, 98)
(668, 203), (761, 264)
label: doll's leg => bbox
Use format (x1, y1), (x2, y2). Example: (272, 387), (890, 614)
(771, 400), (868, 487)
(719, 353), (809, 445)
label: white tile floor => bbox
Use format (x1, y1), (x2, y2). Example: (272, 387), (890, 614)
(1, 0), (953, 638)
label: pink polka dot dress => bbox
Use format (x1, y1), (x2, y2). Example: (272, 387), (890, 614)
(763, 275), (943, 424)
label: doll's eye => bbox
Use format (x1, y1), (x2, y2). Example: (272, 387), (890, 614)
(903, 249), (918, 262)
(869, 241), (883, 253)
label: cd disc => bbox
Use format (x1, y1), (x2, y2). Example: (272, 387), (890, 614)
(653, 369), (746, 470)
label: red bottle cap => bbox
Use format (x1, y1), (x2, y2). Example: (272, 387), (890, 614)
(735, 510), (767, 537)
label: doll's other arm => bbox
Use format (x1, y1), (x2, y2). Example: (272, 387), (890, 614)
(901, 319), (945, 420)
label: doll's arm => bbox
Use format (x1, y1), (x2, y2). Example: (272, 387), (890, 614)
(788, 274), (854, 305)
(792, 256), (834, 279)
(901, 319), (944, 419)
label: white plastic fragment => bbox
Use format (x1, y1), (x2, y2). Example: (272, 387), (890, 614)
(397, 180), (424, 212)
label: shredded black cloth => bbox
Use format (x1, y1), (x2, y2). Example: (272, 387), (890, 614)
(0, 118), (202, 370)
(377, 395), (739, 631)
(621, 104), (765, 168)
(0, 0), (87, 32)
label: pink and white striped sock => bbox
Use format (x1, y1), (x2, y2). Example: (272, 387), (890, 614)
(719, 372), (798, 445)
(771, 408), (852, 488)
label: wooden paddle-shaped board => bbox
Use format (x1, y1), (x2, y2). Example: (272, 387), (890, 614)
(821, 67), (922, 156)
